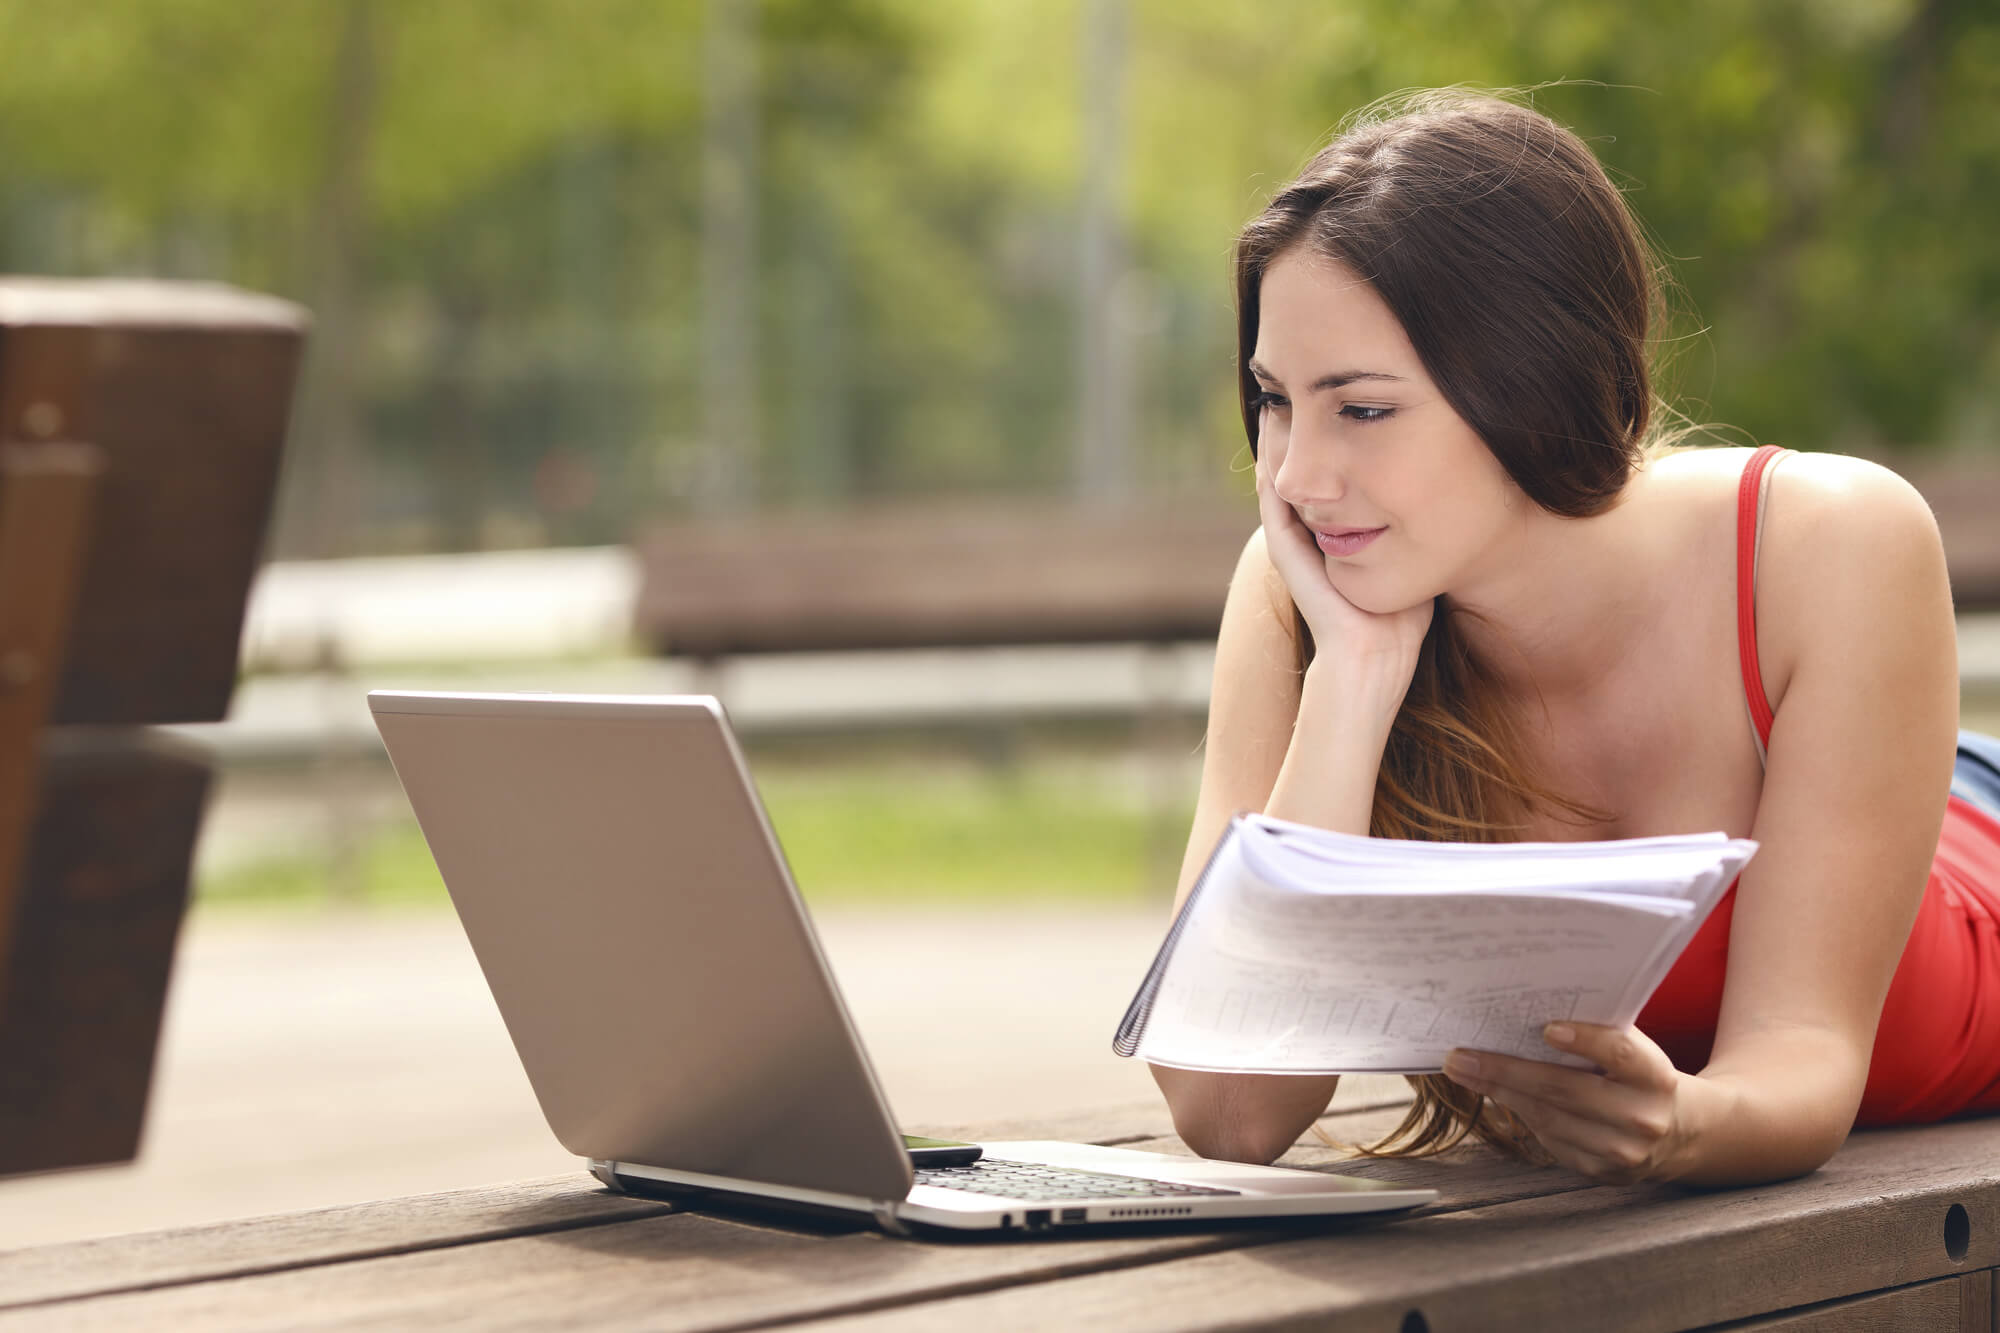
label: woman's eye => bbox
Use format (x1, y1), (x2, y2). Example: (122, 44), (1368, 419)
(1341, 404), (1393, 423)
(1249, 390), (1289, 412)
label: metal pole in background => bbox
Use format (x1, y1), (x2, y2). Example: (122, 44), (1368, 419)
(700, 0), (760, 512)
(1079, 0), (1181, 890)
(283, 0), (377, 558)
(1077, 0), (1133, 506)
(552, 134), (615, 540)
(279, 0), (379, 901)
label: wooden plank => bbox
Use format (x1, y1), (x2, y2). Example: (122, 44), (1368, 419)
(0, 1091), (1413, 1310)
(0, 1101), (1596, 1331)
(32, 1094), (1987, 1333)
(787, 1117), (2000, 1333)
(1706, 1271), (1989, 1331)
(0, 1201), (1279, 1332)
(0, 444), (102, 1017)
(43, 327), (299, 724)
(632, 501), (1254, 656)
(0, 730), (210, 1174)
(0, 280), (306, 726)
(0, 1174), (670, 1312)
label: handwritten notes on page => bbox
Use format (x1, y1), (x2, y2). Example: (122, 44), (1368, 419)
(1114, 816), (1756, 1074)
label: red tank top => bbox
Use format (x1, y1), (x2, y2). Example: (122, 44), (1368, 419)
(1634, 445), (2000, 1124)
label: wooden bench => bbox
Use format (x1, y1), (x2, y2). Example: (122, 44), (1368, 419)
(631, 463), (2000, 665)
(631, 500), (1256, 659)
(1903, 454), (2000, 612)
(0, 279), (303, 1178)
(1, 1090), (1993, 1329)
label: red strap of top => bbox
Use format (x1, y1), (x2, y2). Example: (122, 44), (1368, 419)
(1736, 445), (1788, 749)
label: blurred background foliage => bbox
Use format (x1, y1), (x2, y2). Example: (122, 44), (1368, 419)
(0, 0), (1993, 560)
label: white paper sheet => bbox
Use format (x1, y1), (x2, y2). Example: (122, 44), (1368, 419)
(1117, 817), (1754, 1074)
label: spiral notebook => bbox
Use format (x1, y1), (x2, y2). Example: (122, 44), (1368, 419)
(1114, 815), (1757, 1075)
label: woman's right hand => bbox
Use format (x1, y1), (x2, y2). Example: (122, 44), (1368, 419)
(1253, 444), (1434, 680)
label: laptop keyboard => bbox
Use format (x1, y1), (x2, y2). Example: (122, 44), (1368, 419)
(912, 1160), (1240, 1202)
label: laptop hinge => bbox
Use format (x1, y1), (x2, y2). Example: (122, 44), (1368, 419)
(870, 1200), (912, 1237)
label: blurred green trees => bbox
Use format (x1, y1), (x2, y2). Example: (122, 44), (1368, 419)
(0, 0), (1991, 555)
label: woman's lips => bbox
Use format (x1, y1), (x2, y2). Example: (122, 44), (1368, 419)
(1311, 524), (1386, 557)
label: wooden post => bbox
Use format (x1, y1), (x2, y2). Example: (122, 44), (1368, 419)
(0, 442), (104, 1019)
(0, 277), (304, 1177)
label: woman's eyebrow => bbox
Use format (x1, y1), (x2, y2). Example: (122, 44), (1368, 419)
(1247, 360), (1406, 392)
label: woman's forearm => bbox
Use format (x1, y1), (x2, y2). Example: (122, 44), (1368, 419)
(1667, 1031), (1866, 1187)
(1154, 657), (1408, 1164)
(1263, 656), (1409, 836)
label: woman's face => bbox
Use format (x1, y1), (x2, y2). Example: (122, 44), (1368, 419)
(1250, 247), (1525, 615)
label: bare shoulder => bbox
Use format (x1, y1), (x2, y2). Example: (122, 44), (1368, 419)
(1639, 445), (1951, 712)
(1752, 449), (1953, 707)
(1648, 444), (1942, 564)
(1764, 449), (1941, 548)
(1757, 450), (1947, 617)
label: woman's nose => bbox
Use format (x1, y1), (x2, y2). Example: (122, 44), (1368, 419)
(1272, 434), (1344, 507)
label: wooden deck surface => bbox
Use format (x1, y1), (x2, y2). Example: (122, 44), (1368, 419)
(3, 1092), (1996, 1331)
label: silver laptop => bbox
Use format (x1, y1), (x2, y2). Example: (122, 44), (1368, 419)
(367, 690), (1438, 1234)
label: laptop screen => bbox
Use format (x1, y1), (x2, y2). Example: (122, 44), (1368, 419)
(369, 691), (915, 1202)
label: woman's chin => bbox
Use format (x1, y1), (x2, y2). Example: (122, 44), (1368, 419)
(1326, 566), (1431, 618)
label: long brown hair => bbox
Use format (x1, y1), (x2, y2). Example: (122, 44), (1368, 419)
(1235, 89), (1668, 1163)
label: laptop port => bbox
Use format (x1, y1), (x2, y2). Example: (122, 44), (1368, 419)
(1024, 1209), (1052, 1230)
(1059, 1208), (1087, 1224)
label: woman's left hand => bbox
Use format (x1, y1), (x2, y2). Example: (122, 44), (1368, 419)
(1442, 1023), (1690, 1185)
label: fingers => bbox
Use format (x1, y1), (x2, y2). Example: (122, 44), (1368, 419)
(1254, 449), (1319, 569)
(1443, 1049), (1654, 1131)
(1542, 1022), (1678, 1094)
(1441, 1026), (1683, 1184)
(1475, 1084), (1659, 1182)
(1448, 1024), (1680, 1128)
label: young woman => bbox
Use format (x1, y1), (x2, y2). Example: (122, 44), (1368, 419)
(1152, 90), (2000, 1189)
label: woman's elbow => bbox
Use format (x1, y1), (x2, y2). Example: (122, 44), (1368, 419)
(1174, 1116), (1298, 1166)
(1150, 1064), (1317, 1165)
